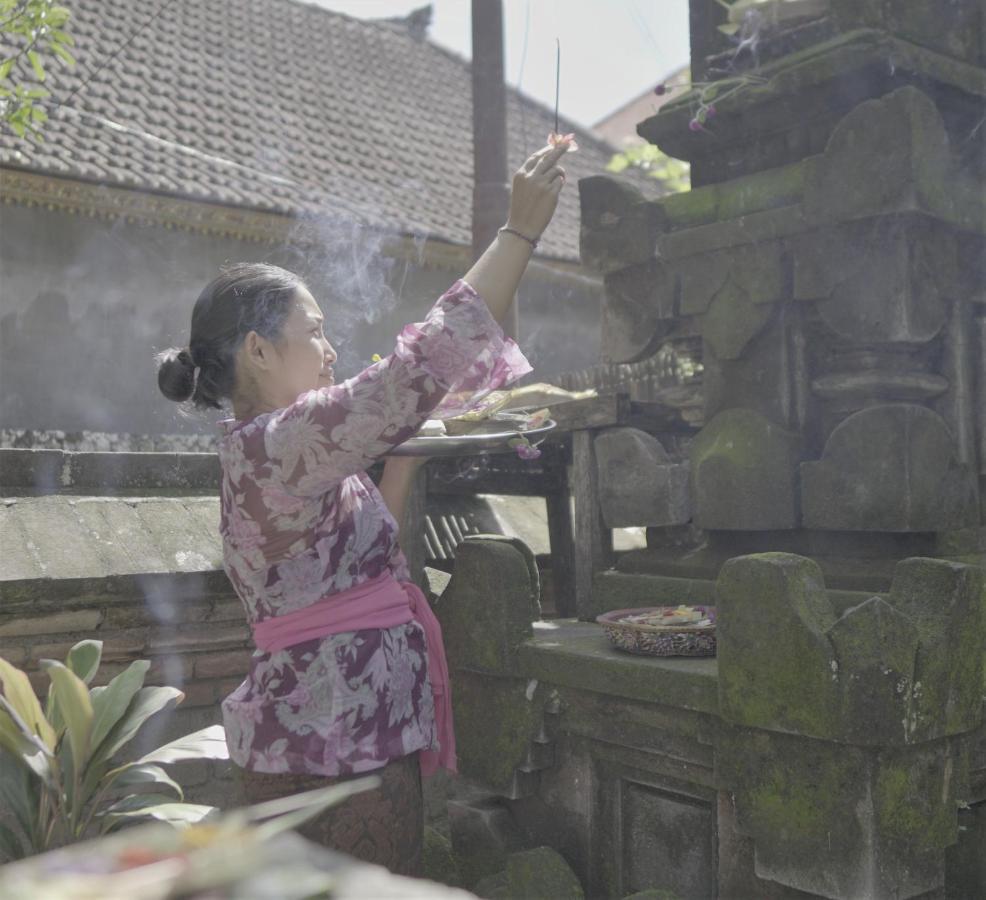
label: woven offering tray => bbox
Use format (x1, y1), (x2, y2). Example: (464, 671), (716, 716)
(388, 418), (556, 457)
(596, 606), (717, 657)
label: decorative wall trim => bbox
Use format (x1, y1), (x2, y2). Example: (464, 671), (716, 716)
(0, 168), (596, 285)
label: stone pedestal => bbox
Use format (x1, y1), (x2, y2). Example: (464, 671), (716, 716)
(716, 553), (984, 899)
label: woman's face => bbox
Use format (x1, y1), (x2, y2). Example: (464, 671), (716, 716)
(237, 285), (338, 412)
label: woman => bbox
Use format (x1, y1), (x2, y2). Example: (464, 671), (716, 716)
(156, 141), (571, 875)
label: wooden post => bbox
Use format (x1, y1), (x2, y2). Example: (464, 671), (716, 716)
(471, 0), (517, 339)
(571, 430), (613, 621)
(545, 488), (576, 617)
(403, 464), (430, 591)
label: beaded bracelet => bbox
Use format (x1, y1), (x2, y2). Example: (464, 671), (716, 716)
(497, 226), (539, 250)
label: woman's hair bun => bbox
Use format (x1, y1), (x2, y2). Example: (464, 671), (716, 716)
(156, 346), (197, 403)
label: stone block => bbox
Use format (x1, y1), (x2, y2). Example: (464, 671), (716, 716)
(794, 217), (952, 343)
(825, 596), (921, 744)
(801, 404), (978, 532)
(717, 553), (985, 747)
(717, 553), (842, 739)
(0, 503), (43, 580)
(422, 825), (462, 889)
(593, 428), (690, 528)
(0, 448), (65, 492)
(690, 409), (800, 530)
(676, 248), (730, 317)
(579, 175), (665, 275)
(193, 649), (255, 679)
(884, 557), (986, 740)
(718, 726), (959, 899)
(794, 217), (953, 323)
(438, 536), (539, 676)
(805, 87), (951, 224)
(830, 0), (985, 66)
(448, 797), (523, 890)
(450, 671), (540, 796)
(504, 846), (584, 900)
(601, 260), (675, 364)
(678, 240), (783, 319)
(67, 451), (221, 493)
(701, 315), (792, 425)
(0, 608), (103, 637)
(702, 277), (776, 362)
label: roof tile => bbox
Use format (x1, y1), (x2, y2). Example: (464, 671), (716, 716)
(1, 0), (660, 260)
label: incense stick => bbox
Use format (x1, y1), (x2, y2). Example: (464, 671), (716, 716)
(554, 38), (560, 135)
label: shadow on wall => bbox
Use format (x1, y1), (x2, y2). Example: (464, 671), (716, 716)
(1, 288), (175, 433)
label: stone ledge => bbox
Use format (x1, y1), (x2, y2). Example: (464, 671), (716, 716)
(0, 448), (220, 494)
(516, 619), (718, 715)
(0, 570), (234, 605)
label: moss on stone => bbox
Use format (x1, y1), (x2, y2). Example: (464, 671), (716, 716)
(422, 826), (462, 888)
(452, 673), (538, 792)
(874, 751), (958, 853)
(661, 184), (719, 228)
(717, 553), (843, 738)
(505, 847), (585, 900)
(715, 161), (805, 221)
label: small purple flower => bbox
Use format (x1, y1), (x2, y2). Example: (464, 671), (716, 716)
(688, 118), (702, 132)
(509, 437), (542, 461)
(654, 83), (667, 96)
(706, 104), (716, 118)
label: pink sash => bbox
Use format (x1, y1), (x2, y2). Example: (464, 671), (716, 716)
(251, 571), (456, 778)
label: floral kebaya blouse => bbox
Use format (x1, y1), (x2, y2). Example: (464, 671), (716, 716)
(217, 280), (532, 776)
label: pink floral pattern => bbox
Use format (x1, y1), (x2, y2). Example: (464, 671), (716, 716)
(217, 280), (531, 776)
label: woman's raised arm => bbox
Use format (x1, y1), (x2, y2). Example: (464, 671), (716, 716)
(463, 141), (571, 324)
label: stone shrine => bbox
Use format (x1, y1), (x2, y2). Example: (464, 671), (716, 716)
(440, 2), (985, 898)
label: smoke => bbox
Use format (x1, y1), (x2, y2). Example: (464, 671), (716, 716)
(280, 191), (422, 373)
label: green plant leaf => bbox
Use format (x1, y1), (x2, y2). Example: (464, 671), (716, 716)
(66, 641), (102, 685)
(136, 725), (229, 766)
(26, 50), (45, 82)
(0, 702), (54, 786)
(117, 802), (217, 827)
(88, 659), (149, 756)
(0, 59), (13, 81)
(106, 763), (183, 800)
(100, 795), (216, 830)
(86, 685), (183, 774)
(0, 756), (35, 845)
(0, 821), (24, 863)
(0, 656), (56, 750)
(40, 660), (93, 770)
(51, 43), (75, 66)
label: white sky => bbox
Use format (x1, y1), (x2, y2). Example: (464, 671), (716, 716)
(309, 0), (691, 129)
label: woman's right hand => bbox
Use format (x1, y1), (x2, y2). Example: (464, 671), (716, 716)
(505, 141), (572, 242)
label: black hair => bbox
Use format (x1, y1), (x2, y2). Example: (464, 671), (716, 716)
(157, 263), (304, 410)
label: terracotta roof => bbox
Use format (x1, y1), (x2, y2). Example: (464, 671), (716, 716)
(0, 0), (642, 261)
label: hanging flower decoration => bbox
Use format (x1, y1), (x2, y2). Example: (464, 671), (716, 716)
(652, 73), (766, 136)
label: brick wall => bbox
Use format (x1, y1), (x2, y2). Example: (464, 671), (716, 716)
(0, 567), (251, 808)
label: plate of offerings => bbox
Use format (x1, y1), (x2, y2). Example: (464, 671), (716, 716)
(596, 605), (717, 657)
(389, 411), (557, 457)
(388, 384), (594, 457)
(0, 782), (376, 900)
